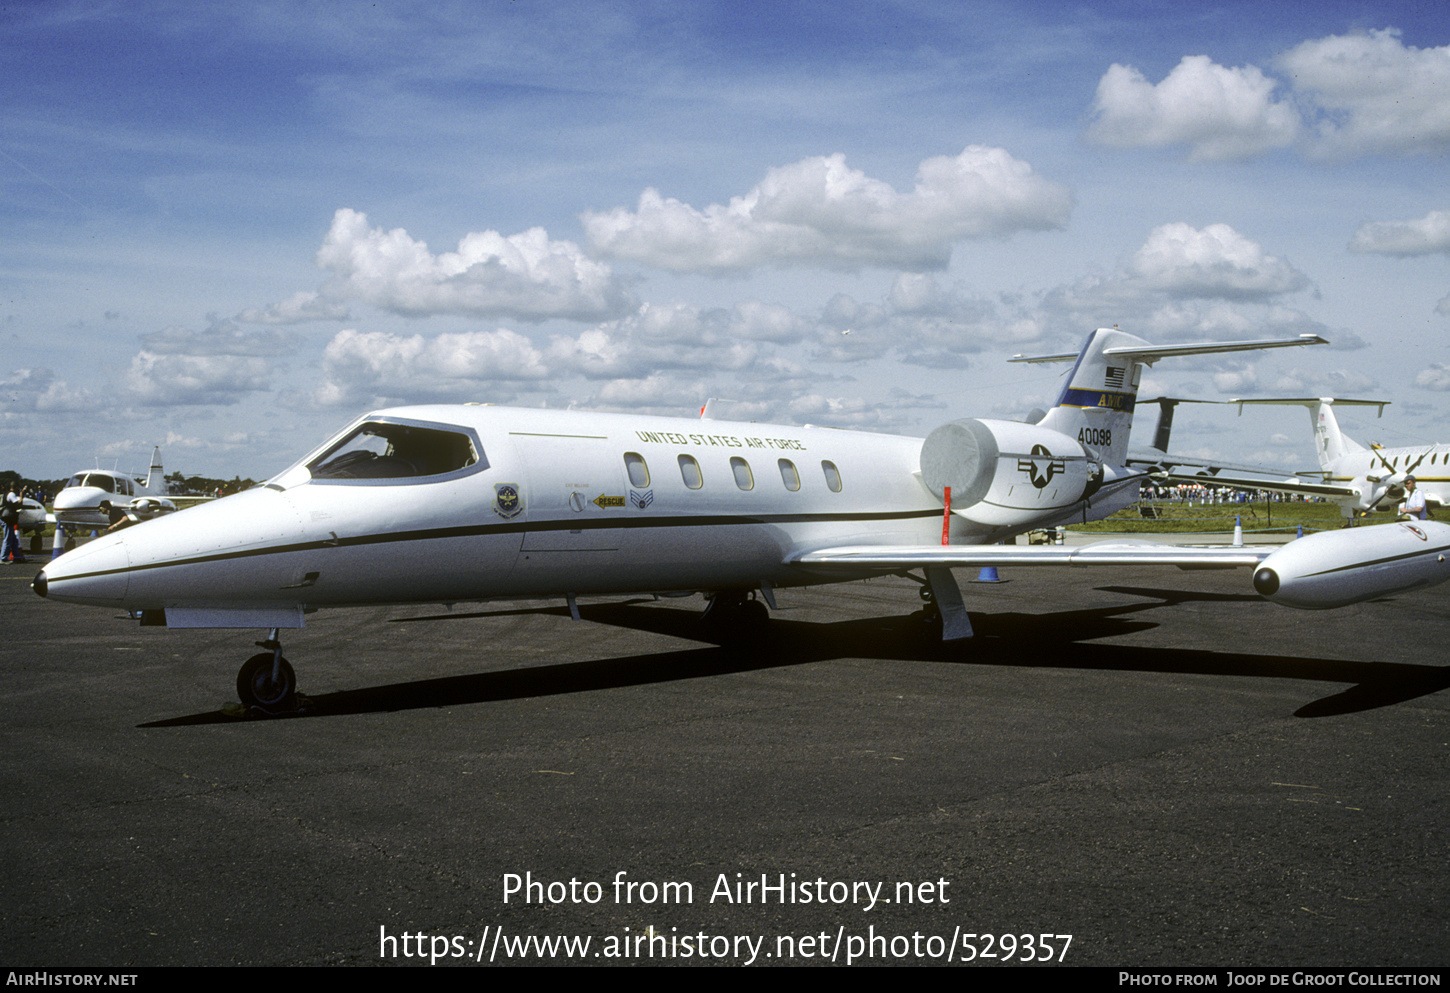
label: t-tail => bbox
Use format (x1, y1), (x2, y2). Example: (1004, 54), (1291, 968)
(916, 329), (1326, 535)
(1228, 398), (1386, 470)
(1009, 328), (1329, 467)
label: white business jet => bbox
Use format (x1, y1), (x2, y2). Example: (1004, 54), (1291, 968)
(51, 447), (176, 531)
(32, 329), (1450, 712)
(1222, 399), (1448, 522)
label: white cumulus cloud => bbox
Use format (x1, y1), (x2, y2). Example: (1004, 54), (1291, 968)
(0, 369), (95, 413)
(314, 209), (636, 322)
(1129, 223), (1310, 299)
(1087, 56), (1299, 161)
(581, 146), (1072, 274)
(314, 327), (552, 406)
(1349, 210), (1450, 256)
(1278, 29), (1450, 157)
(1089, 31), (1450, 161)
(1415, 364), (1450, 391)
(124, 353), (273, 406)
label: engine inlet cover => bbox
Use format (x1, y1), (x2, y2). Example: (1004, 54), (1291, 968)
(920, 419), (999, 506)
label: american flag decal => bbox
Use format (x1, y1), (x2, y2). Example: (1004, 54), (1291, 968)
(1105, 366), (1125, 389)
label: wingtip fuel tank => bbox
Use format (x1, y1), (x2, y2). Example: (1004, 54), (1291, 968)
(1254, 521), (1450, 610)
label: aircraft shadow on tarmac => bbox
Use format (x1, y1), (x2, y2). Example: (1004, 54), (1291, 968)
(140, 592), (1450, 727)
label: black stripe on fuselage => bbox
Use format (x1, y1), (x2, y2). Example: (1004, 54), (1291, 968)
(49, 508), (945, 583)
(1300, 542), (1450, 579)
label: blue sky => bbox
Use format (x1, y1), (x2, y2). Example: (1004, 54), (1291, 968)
(3, 1), (1448, 481)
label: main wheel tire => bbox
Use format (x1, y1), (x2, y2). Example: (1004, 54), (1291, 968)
(237, 653), (297, 711)
(913, 604), (943, 642)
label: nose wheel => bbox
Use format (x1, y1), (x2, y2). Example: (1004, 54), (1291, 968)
(236, 632), (297, 713)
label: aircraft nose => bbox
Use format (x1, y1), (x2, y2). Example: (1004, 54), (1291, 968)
(35, 534), (132, 604)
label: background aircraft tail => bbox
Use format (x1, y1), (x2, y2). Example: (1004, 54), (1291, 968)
(1230, 398), (1387, 470)
(145, 447), (164, 492)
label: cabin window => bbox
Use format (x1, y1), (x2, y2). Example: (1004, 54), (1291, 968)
(678, 454), (703, 489)
(308, 420), (483, 482)
(822, 460), (842, 492)
(625, 452), (650, 488)
(730, 457), (754, 491)
(778, 459), (800, 492)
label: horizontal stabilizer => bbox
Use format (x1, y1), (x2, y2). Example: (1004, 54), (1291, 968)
(1229, 397), (1388, 416)
(1011, 334), (1327, 365)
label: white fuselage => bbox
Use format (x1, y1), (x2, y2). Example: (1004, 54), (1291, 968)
(38, 404), (1139, 621)
(53, 468), (167, 528)
(1324, 446), (1450, 514)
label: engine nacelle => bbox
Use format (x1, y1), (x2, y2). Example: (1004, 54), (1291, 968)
(1253, 521), (1450, 609)
(920, 418), (1100, 528)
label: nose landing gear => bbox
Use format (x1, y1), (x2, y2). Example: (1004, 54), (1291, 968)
(236, 629), (298, 714)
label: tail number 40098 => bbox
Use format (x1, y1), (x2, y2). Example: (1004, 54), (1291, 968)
(1078, 428), (1111, 447)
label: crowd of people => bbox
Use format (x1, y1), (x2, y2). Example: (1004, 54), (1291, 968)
(1138, 483), (1325, 506)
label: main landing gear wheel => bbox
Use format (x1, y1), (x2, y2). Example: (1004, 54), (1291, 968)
(912, 603), (943, 641)
(237, 652), (297, 712)
(701, 591), (772, 644)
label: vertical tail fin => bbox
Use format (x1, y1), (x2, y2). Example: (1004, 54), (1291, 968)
(1030, 327), (1149, 466)
(1311, 401), (1364, 467)
(1011, 330), (1329, 465)
(145, 447), (163, 492)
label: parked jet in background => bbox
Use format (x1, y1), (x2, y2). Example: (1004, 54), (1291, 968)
(32, 329), (1450, 713)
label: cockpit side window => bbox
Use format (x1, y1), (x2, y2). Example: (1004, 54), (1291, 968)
(307, 420), (485, 484)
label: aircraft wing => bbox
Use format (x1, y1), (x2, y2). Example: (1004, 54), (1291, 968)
(790, 541), (1268, 570)
(1125, 450), (1360, 500)
(794, 521), (1450, 615)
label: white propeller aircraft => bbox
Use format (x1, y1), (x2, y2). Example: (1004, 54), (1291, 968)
(32, 328), (1450, 712)
(1134, 398), (1448, 523)
(1225, 399), (1447, 522)
(52, 447), (176, 531)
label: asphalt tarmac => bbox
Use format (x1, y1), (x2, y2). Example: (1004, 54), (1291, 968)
(1, 545), (1446, 967)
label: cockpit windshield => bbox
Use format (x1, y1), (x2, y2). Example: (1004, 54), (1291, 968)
(64, 473), (118, 493)
(306, 419), (485, 483)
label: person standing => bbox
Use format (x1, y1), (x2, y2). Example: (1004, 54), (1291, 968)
(2, 485), (25, 563)
(1399, 475), (1429, 520)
